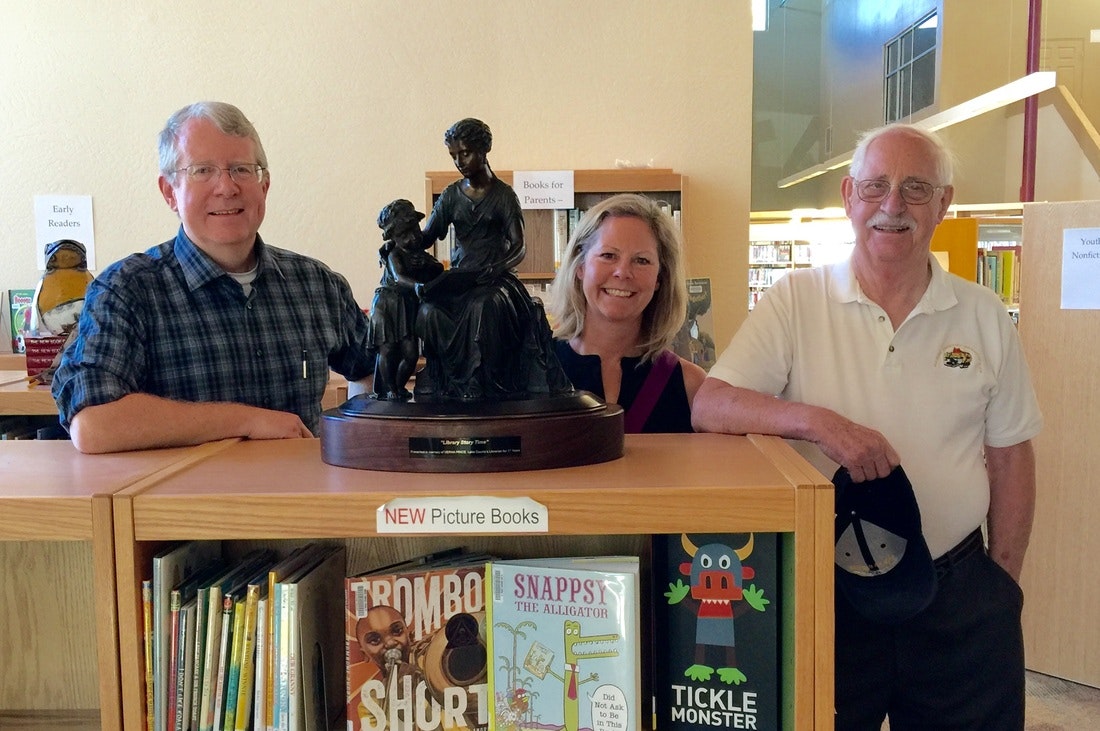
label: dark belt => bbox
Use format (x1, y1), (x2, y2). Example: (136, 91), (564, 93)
(933, 528), (985, 579)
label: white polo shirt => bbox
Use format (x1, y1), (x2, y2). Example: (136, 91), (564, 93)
(709, 256), (1042, 558)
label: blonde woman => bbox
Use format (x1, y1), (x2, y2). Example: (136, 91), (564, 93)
(548, 194), (705, 432)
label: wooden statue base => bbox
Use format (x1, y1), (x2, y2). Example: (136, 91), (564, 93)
(320, 392), (624, 473)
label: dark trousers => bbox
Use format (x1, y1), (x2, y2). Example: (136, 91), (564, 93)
(834, 540), (1025, 730)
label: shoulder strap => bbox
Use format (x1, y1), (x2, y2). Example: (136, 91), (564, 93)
(623, 350), (680, 433)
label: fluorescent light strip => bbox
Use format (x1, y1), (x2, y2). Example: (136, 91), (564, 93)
(777, 71), (1057, 189)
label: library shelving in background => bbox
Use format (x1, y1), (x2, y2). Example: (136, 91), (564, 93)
(425, 168), (684, 282)
(748, 239), (813, 309)
(747, 206), (1024, 315)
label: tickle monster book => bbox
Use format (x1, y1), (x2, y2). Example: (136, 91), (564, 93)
(652, 533), (780, 731)
(487, 557), (640, 731)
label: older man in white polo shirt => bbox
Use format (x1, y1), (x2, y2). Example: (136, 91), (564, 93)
(693, 123), (1041, 731)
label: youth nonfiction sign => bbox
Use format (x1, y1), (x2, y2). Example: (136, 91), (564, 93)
(1062, 227), (1100, 310)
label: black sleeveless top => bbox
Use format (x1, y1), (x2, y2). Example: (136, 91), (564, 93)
(553, 340), (694, 433)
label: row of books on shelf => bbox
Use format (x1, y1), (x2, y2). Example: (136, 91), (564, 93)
(748, 241), (811, 266)
(550, 204), (681, 270)
(431, 203), (682, 274)
(146, 542), (346, 731)
(977, 246), (1020, 306)
(147, 533), (780, 731)
(6, 288), (71, 374)
(748, 266), (792, 288)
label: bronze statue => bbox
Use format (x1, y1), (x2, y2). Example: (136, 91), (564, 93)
(414, 118), (571, 401)
(323, 121), (623, 473)
(368, 199), (443, 400)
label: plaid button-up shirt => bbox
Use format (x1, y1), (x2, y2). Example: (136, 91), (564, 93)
(53, 228), (374, 434)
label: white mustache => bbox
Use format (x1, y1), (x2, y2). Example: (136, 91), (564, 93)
(867, 212), (915, 230)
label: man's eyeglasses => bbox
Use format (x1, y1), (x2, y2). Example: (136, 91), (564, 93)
(853, 179), (943, 205)
(174, 163), (267, 185)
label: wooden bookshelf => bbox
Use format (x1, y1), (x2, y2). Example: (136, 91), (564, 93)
(0, 441), (231, 731)
(110, 433), (834, 730)
(425, 168), (685, 280)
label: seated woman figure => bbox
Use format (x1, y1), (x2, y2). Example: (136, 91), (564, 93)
(417, 118), (569, 401)
(547, 194), (706, 433)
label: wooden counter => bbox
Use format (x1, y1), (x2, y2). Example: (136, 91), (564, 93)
(0, 368), (29, 385)
(0, 377), (57, 415)
(111, 433), (835, 730)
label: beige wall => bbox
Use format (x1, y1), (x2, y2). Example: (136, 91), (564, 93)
(936, 0), (1029, 204)
(0, 1), (754, 347)
(1043, 0), (1100, 126)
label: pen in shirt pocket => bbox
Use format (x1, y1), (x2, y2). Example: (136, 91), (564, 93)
(302, 349), (308, 380)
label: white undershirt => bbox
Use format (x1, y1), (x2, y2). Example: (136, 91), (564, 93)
(228, 266), (258, 297)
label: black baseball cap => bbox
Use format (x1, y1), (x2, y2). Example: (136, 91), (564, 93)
(833, 465), (937, 624)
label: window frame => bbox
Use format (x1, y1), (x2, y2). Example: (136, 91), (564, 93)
(884, 11), (938, 123)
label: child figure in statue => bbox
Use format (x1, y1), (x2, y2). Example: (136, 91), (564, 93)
(416, 117), (571, 401)
(368, 199), (443, 400)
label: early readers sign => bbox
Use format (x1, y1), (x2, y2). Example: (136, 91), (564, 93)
(34, 194), (96, 270)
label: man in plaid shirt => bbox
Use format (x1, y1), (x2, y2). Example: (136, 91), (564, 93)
(53, 102), (374, 453)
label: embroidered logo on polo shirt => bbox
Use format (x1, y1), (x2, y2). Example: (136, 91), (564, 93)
(942, 346), (974, 369)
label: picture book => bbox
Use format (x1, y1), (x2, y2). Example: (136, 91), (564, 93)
(7, 288), (34, 353)
(197, 549), (276, 731)
(219, 554), (276, 731)
(263, 543), (322, 731)
(346, 553), (490, 731)
(252, 595), (268, 731)
(222, 591), (249, 730)
(651, 533), (780, 731)
(671, 278), (716, 371)
(487, 556), (640, 731)
(175, 594), (199, 731)
(231, 581), (262, 731)
(281, 543), (345, 731)
(212, 592), (235, 731)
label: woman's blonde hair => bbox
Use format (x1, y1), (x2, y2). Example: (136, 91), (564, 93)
(547, 193), (687, 362)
